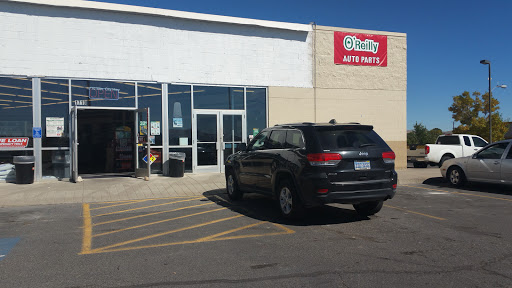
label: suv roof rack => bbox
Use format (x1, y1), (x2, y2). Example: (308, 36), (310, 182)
(275, 121), (364, 127)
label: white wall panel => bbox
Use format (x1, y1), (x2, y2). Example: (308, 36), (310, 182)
(0, 2), (312, 88)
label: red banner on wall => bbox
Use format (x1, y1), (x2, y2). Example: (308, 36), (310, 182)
(334, 32), (387, 67)
(0, 137), (29, 148)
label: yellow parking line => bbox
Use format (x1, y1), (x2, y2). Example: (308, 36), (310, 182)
(197, 221), (265, 242)
(86, 215), (244, 254)
(92, 197), (204, 217)
(93, 202), (215, 226)
(402, 185), (512, 203)
(88, 200), (138, 205)
(82, 222), (294, 254)
(384, 205), (446, 221)
(128, 196), (201, 201)
(93, 207), (227, 237)
(90, 200), (147, 211)
(81, 204), (92, 254)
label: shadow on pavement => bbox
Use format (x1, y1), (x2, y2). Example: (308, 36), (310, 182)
(202, 190), (369, 227)
(422, 177), (512, 196)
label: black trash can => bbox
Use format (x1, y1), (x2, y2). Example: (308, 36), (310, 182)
(13, 156), (35, 184)
(169, 152), (186, 177)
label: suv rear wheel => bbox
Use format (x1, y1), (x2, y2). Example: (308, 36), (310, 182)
(226, 172), (243, 201)
(277, 179), (303, 219)
(353, 200), (383, 216)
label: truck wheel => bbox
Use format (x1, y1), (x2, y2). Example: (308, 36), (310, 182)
(447, 166), (466, 187)
(439, 155), (453, 167)
(353, 200), (384, 216)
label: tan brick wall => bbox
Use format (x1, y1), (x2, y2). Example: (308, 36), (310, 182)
(314, 25), (407, 167)
(268, 86), (315, 126)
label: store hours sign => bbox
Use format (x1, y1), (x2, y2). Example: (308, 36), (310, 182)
(334, 32), (387, 67)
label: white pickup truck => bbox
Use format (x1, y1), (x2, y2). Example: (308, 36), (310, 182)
(425, 134), (488, 167)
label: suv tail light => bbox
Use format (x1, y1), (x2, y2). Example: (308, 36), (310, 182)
(425, 145), (430, 155)
(307, 153), (342, 166)
(382, 151), (395, 164)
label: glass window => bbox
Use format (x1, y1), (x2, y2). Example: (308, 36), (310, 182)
(169, 148), (192, 172)
(42, 150), (70, 180)
(472, 137), (487, 147)
(286, 130), (305, 149)
(246, 88), (267, 142)
(0, 77), (33, 148)
(193, 86), (244, 110)
(0, 150), (33, 182)
(463, 136), (471, 146)
(41, 79), (69, 147)
(249, 131), (269, 151)
(268, 130), (286, 149)
(436, 136), (460, 145)
(223, 115), (243, 142)
(138, 83), (162, 146)
(315, 127), (388, 150)
(72, 80), (135, 108)
(169, 85), (192, 146)
(476, 143), (509, 160)
(507, 144), (512, 159)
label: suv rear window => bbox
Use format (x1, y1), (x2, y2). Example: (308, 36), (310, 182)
(436, 136), (460, 145)
(314, 127), (387, 150)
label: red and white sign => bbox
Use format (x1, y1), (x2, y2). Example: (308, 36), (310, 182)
(0, 137), (29, 148)
(334, 32), (387, 67)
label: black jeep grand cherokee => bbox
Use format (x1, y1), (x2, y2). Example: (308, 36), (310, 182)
(225, 121), (397, 219)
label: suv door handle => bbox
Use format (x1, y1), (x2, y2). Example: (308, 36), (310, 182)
(494, 161), (500, 165)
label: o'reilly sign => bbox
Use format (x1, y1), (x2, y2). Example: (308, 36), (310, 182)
(334, 32), (387, 67)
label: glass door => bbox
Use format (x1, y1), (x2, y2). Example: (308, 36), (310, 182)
(71, 106), (79, 182)
(193, 110), (245, 173)
(194, 112), (219, 173)
(221, 113), (244, 173)
(135, 107), (151, 178)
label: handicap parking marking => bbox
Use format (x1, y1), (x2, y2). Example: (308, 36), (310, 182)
(80, 196), (295, 255)
(0, 238), (20, 261)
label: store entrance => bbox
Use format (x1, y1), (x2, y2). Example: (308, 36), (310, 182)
(77, 110), (134, 175)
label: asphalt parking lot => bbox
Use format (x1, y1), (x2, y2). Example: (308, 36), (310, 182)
(1, 180), (511, 287)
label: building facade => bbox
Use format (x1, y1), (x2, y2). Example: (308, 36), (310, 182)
(0, 0), (407, 182)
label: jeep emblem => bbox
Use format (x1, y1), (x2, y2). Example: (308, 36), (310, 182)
(359, 151), (368, 156)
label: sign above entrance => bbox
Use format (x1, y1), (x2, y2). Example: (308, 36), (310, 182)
(334, 32), (387, 67)
(0, 137), (29, 148)
(88, 87), (120, 100)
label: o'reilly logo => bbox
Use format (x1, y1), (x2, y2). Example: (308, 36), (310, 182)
(343, 35), (379, 54)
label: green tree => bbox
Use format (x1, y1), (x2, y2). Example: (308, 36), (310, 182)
(427, 128), (443, 144)
(448, 91), (482, 126)
(449, 91), (509, 142)
(407, 123), (440, 145)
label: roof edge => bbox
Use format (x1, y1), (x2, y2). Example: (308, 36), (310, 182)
(5, 0), (313, 32)
(315, 25), (406, 37)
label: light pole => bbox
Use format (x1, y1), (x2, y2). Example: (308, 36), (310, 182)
(480, 60), (492, 142)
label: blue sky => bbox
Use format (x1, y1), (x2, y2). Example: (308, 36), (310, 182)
(94, 0), (512, 131)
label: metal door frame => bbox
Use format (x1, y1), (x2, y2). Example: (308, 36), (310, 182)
(192, 109), (246, 173)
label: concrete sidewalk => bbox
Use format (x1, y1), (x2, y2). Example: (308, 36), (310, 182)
(0, 168), (442, 207)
